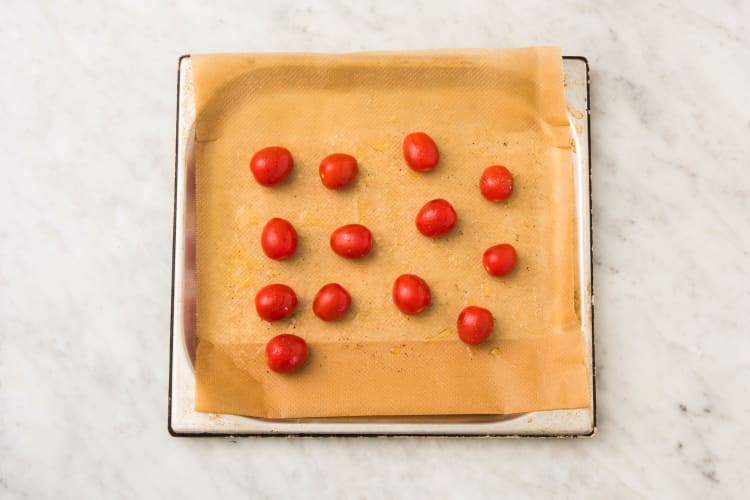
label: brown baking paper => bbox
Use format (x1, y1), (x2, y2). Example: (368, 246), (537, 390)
(191, 48), (590, 418)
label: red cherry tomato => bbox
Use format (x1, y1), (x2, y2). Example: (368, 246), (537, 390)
(319, 153), (358, 189)
(480, 165), (514, 201)
(330, 224), (373, 259)
(313, 283), (352, 321)
(415, 199), (457, 237)
(265, 334), (308, 373)
(392, 274), (431, 315)
(260, 218), (298, 260)
(255, 284), (298, 321)
(250, 146), (294, 187)
(403, 132), (439, 172)
(457, 306), (494, 346)
(483, 244), (517, 277)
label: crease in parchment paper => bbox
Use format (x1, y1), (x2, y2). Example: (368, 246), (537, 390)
(195, 334), (589, 419)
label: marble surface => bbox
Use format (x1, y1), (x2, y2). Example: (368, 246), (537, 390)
(1, 0), (748, 498)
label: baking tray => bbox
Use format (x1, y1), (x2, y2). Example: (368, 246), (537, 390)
(168, 54), (594, 437)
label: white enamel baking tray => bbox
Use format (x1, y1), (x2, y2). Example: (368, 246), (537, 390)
(169, 55), (594, 437)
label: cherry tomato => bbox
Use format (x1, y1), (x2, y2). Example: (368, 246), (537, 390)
(483, 244), (517, 277)
(330, 224), (373, 259)
(265, 334), (308, 373)
(403, 132), (439, 172)
(480, 165), (514, 201)
(319, 153), (358, 189)
(313, 283), (352, 321)
(260, 218), (298, 260)
(415, 199), (457, 237)
(392, 274), (431, 315)
(250, 146), (294, 186)
(457, 306), (494, 346)
(255, 284), (298, 321)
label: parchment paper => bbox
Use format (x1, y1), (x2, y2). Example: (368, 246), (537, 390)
(191, 48), (590, 418)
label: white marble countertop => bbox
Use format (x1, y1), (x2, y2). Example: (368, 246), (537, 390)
(1, 0), (748, 498)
